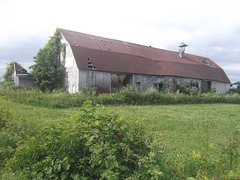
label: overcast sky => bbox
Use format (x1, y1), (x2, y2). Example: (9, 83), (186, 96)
(0, 0), (240, 83)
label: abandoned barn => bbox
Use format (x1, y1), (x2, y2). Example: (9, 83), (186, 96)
(59, 28), (230, 94)
(12, 62), (34, 88)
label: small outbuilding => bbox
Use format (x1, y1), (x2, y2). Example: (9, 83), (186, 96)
(12, 62), (34, 88)
(59, 28), (230, 94)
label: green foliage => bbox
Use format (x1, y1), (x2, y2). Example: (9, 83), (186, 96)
(82, 87), (96, 96)
(230, 81), (240, 94)
(221, 128), (240, 179)
(1, 86), (240, 109)
(1, 97), (240, 179)
(4, 101), (168, 179)
(2, 61), (16, 87)
(175, 86), (197, 95)
(30, 28), (65, 92)
(0, 100), (33, 173)
(109, 104), (240, 179)
(0, 103), (10, 129)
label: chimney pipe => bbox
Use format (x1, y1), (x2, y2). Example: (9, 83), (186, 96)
(178, 42), (188, 58)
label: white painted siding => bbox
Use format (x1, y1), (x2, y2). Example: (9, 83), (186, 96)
(61, 36), (80, 93)
(211, 81), (230, 94)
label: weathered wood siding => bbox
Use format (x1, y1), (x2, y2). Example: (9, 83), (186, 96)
(14, 74), (34, 88)
(211, 81), (230, 94)
(133, 74), (201, 91)
(79, 70), (111, 94)
(133, 74), (230, 93)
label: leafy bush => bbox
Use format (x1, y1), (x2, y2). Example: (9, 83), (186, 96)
(230, 81), (240, 94)
(6, 101), (169, 179)
(0, 101), (31, 172)
(0, 103), (9, 129)
(2, 61), (16, 87)
(175, 86), (197, 95)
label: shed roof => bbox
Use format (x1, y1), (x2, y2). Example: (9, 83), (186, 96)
(59, 28), (230, 83)
(14, 62), (28, 74)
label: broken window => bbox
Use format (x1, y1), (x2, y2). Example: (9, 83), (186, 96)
(153, 83), (158, 89)
(207, 81), (211, 89)
(88, 56), (96, 70)
(111, 74), (132, 92)
(159, 82), (164, 90)
(135, 82), (141, 87)
(201, 80), (212, 92)
(153, 82), (165, 91)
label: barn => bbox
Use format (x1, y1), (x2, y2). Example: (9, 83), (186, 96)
(59, 28), (230, 94)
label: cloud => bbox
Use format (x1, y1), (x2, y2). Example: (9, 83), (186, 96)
(0, 34), (45, 78)
(1, 0), (240, 83)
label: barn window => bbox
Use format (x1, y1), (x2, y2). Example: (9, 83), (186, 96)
(153, 82), (165, 91)
(153, 83), (158, 89)
(159, 82), (164, 90)
(135, 82), (141, 87)
(207, 81), (211, 89)
(88, 56), (96, 70)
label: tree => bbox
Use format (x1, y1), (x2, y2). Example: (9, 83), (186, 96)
(3, 61), (16, 87)
(30, 28), (65, 92)
(230, 81), (240, 94)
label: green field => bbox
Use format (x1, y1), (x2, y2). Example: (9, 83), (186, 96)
(108, 104), (240, 178)
(1, 98), (240, 179)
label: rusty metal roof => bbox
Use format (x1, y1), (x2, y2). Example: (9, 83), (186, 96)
(59, 28), (230, 83)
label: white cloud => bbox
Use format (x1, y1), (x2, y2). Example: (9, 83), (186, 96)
(1, 0), (240, 82)
(222, 64), (240, 71)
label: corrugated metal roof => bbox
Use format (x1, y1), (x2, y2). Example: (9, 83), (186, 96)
(59, 28), (230, 83)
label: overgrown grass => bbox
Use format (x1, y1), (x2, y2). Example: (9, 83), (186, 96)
(1, 96), (239, 179)
(0, 99), (171, 179)
(0, 86), (240, 108)
(108, 104), (240, 179)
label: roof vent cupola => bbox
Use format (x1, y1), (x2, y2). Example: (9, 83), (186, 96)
(178, 42), (188, 58)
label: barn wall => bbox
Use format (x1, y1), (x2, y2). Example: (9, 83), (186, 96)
(66, 66), (79, 93)
(61, 37), (80, 93)
(14, 75), (34, 88)
(211, 81), (230, 94)
(65, 55), (79, 93)
(133, 74), (201, 91)
(66, 68), (230, 94)
(79, 70), (111, 94)
(111, 74), (133, 92)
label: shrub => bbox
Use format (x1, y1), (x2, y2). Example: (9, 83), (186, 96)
(230, 81), (240, 94)
(1, 86), (240, 108)
(6, 101), (169, 179)
(175, 86), (197, 95)
(0, 104), (9, 129)
(0, 100), (31, 172)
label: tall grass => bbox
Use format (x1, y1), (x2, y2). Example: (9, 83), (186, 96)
(1, 97), (239, 179)
(1, 86), (240, 108)
(0, 100), (172, 179)
(108, 104), (240, 179)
